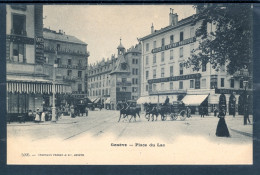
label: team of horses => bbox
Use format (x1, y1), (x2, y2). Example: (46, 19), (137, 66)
(118, 102), (189, 122)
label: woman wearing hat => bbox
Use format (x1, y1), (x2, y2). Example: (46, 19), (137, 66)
(34, 108), (41, 123)
(216, 94), (230, 137)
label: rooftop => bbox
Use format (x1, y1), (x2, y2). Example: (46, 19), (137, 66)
(43, 28), (87, 45)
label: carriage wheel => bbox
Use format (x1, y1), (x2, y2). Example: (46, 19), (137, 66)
(179, 110), (187, 121)
(170, 113), (178, 120)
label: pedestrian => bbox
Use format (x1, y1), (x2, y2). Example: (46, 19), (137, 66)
(244, 104), (251, 124)
(216, 94), (230, 137)
(34, 108), (40, 123)
(200, 106), (204, 118)
(41, 111), (46, 122)
(214, 107), (218, 117)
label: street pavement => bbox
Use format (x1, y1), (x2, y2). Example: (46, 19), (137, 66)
(7, 109), (253, 144)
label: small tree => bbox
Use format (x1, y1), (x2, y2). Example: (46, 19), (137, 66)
(185, 4), (253, 75)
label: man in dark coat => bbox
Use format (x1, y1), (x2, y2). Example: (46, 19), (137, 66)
(164, 96), (169, 106)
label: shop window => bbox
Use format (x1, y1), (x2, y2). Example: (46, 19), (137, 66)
(153, 84), (157, 91)
(146, 85), (149, 91)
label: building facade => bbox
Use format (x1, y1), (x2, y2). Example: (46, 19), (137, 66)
(6, 5), (72, 118)
(88, 41), (141, 110)
(43, 28), (89, 103)
(138, 9), (252, 115)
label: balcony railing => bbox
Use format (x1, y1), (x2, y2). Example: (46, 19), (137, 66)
(44, 46), (89, 57)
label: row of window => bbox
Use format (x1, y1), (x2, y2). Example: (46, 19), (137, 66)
(145, 64), (184, 80)
(89, 74), (109, 82)
(67, 70), (82, 78)
(145, 78), (251, 92)
(54, 58), (83, 66)
(145, 44), (194, 65)
(145, 28), (195, 52)
(89, 88), (110, 97)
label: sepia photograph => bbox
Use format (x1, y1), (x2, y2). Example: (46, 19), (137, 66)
(5, 3), (254, 165)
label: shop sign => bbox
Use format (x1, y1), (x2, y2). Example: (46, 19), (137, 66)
(151, 37), (196, 53)
(148, 73), (201, 84)
(215, 88), (252, 95)
(35, 36), (44, 62)
(7, 35), (34, 45)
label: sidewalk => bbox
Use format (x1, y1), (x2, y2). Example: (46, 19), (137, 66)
(7, 115), (88, 126)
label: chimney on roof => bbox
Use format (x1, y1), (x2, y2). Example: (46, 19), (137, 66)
(169, 8), (178, 26)
(151, 23), (154, 34)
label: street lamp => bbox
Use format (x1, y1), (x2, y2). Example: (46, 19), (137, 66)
(52, 62), (58, 122)
(243, 80), (248, 125)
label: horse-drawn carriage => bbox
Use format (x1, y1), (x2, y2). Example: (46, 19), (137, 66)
(144, 101), (190, 121)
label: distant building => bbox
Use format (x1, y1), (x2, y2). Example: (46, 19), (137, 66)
(6, 5), (71, 117)
(138, 8), (252, 115)
(88, 40), (141, 110)
(43, 28), (89, 105)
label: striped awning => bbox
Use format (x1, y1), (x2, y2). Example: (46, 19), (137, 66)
(6, 81), (72, 94)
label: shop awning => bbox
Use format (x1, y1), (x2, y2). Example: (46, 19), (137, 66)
(93, 97), (101, 104)
(182, 94), (208, 106)
(104, 98), (110, 104)
(6, 79), (72, 94)
(137, 96), (149, 104)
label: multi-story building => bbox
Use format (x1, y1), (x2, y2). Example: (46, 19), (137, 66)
(43, 28), (89, 104)
(138, 9), (252, 115)
(88, 40), (141, 110)
(6, 5), (72, 118)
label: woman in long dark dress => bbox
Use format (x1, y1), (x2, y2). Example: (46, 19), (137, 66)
(216, 94), (230, 137)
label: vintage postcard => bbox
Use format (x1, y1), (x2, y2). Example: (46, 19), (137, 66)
(6, 4), (253, 165)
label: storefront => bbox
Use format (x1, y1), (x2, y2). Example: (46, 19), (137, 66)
(6, 78), (71, 120)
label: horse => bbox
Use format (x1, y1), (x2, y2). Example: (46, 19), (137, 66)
(118, 104), (128, 122)
(149, 104), (171, 121)
(144, 103), (154, 121)
(126, 107), (140, 122)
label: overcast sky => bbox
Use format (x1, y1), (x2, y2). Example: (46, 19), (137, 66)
(43, 5), (196, 64)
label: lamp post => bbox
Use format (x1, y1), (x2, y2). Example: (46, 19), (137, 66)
(243, 80), (248, 125)
(52, 63), (58, 122)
